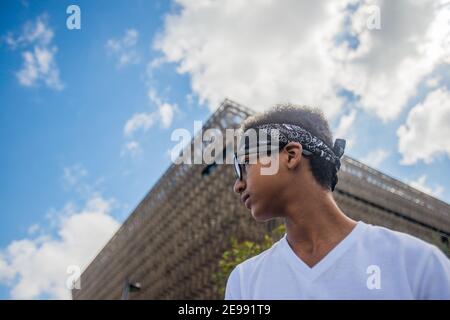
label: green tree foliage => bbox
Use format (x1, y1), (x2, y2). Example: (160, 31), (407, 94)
(431, 232), (450, 257)
(213, 224), (286, 297)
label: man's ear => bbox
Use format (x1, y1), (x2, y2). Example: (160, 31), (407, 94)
(284, 142), (302, 170)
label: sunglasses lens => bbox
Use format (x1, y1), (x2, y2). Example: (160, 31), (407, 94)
(233, 154), (241, 180)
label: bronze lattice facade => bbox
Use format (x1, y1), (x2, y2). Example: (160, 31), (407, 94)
(72, 99), (450, 300)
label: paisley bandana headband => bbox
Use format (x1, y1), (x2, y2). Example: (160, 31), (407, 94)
(236, 123), (346, 171)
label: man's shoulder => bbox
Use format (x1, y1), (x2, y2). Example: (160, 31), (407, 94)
(362, 222), (444, 258)
(363, 223), (450, 298)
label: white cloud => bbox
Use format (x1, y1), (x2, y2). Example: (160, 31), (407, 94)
(147, 87), (162, 106)
(121, 88), (177, 156)
(147, 87), (177, 128)
(397, 87), (450, 165)
(0, 195), (120, 299)
(123, 112), (156, 137)
(62, 164), (88, 187)
(27, 224), (40, 236)
(334, 109), (357, 149)
(148, 56), (166, 70)
(121, 140), (143, 158)
(426, 75), (441, 89)
(407, 174), (444, 198)
(0, 165), (121, 299)
(106, 29), (140, 68)
(5, 15), (63, 90)
(4, 15), (53, 48)
(154, 0), (346, 118)
(154, 0), (449, 122)
(334, 0), (449, 121)
(159, 103), (175, 128)
(61, 163), (103, 198)
(16, 50), (39, 86)
(359, 148), (390, 168)
(17, 46), (62, 89)
(335, 110), (357, 138)
(122, 87), (177, 155)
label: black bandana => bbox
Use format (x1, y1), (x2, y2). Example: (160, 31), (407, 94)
(237, 123), (346, 191)
(257, 123), (344, 163)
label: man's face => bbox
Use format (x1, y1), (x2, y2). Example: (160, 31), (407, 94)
(233, 152), (287, 221)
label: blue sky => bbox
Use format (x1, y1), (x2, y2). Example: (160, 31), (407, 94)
(0, 0), (449, 299)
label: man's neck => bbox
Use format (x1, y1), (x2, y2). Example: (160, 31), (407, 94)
(283, 189), (357, 267)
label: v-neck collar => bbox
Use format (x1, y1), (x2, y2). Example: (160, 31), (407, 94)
(279, 220), (367, 281)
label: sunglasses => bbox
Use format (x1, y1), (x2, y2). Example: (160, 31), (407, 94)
(233, 153), (245, 181)
(233, 142), (313, 181)
(233, 148), (280, 181)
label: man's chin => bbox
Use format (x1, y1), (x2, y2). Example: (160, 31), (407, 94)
(250, 207), (273, 222)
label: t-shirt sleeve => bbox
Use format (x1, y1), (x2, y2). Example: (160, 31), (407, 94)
(417, 246), (450, 299)
(224, 265), (242, 300)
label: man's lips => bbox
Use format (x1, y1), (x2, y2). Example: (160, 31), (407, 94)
(241, 194), (250, 208)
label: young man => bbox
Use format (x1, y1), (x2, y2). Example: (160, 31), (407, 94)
(225, 104), (450, 300)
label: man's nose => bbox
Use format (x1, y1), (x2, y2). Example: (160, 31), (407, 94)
(233, 178), (246, 194)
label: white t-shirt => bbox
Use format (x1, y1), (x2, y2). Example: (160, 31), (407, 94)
(225, 221), (450, 299)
